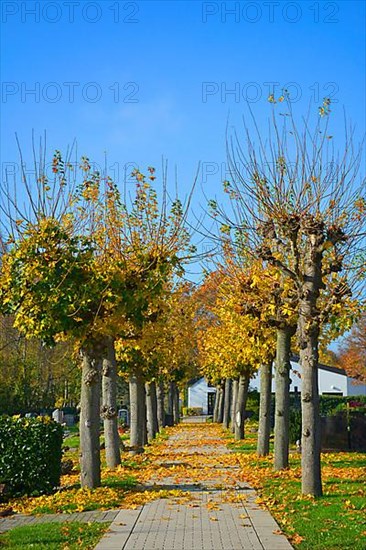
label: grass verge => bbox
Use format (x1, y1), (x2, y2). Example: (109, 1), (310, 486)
(232, 440), (366, 550)
(0, 521), (108, 549)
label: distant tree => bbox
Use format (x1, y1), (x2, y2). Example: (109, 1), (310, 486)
(337, 314), (366, 383)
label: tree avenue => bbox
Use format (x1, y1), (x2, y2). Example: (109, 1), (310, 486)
(116, 280), (197, 450)
(0, 100), (364, 501)
(208, 98), (366, 496)
(0, 153), (195, 487)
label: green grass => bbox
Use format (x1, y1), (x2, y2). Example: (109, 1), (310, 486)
(63, 434), (80, 448)
(102, 474), (137, 490)
(153, 429), (169, 441)
(233, 440), (366, 550)
(65, 425), (79, 434)
(63, 427), (129, 450)
(263, 474), (366, 549)
(0, 521), (108, 549)
(227, 429), (276, 453)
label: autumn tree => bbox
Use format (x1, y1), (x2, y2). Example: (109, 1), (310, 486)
(115, 281), (198, 450)
(197, 268), (274, 440)
(107, 167), (195, 453)
(0, 216), (119, 487)
(0, 315), (78, 414)
(337, 312), (366, 382)
(0, 149), (195, 483)
(217, 98), (366, 495)
(226, 251), (296, 466)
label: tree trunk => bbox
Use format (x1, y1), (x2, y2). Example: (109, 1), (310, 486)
(142, 400), (148, 445)
(257, 362), (273, 457)
(223, 378), (232, 429)
(274, 327), (293, 470)
(231, 379), (239, 433)
(80, 348), (101, 488)
(173, 384), (180, 424)
(234, 375), (249, 440)
(156, 381), (165, 430)
(167, 381), (174, 425)
(101, 338), (121, 469)
(299, 236), (323, 496)
(213, 384), (221, 422)
(217, 381), (225, 423)
(146, 381), (158, 441)
(129, 369), (146, 454)
(300, 332), (322, 495)
(151, 381), (159, 434)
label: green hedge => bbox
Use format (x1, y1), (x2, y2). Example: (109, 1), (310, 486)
(319, 395), (366, 415)
(289, 408), (302, 444)
(182, 407), (203, 416)
(246, 391), (260, 420)
(288, 396), (366, 445)
(286, 394), (366, 415)
(0, 415), (63, 498)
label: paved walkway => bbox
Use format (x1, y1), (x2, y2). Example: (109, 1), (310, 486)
(95, 423), (293, 550)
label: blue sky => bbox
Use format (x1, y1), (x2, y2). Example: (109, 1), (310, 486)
(1, 0), (365, 266)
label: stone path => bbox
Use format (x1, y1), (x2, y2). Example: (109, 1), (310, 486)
(95, 423), (293, 550)
(0, 509), (118, 532)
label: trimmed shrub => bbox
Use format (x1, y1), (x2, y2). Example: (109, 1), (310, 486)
(0, 415), (63, 498)
(289, 408), (302, 444)
(246, 391), (260, 420)
(287, 396), (366, 446)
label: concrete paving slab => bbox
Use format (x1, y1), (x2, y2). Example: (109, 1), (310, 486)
(94, 423), (293, 550)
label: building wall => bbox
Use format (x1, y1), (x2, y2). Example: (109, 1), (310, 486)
(188, 379), (216, 414)
(248, 361), (366, 396)
(187, 365), (366, 409)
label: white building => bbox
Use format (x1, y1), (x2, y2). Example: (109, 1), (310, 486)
(187, 378), (216, 415)
(188, 361), (366, 414)
(249, 360), (366, 397)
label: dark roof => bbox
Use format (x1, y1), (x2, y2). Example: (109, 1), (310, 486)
(291, 355), (346, 376)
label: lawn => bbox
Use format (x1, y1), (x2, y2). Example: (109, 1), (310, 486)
(62, 425), (129, 451)
(0, 521), (108, 549)
(230, 433), (366, 550)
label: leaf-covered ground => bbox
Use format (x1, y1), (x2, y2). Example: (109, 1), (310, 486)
(1, 424), (242, 515)
(230, 432), (366, 549)
(1, 423), (365, 549)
